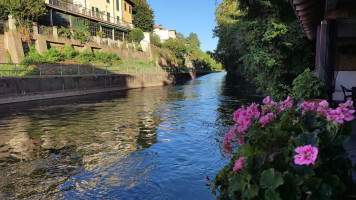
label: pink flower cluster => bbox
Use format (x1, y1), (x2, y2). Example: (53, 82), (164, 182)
(261, 96), (278, 115)
(294, 145), (318, 166)
(233, 157), (244, 172)
(233, 103), (260, 133)
(223, 96), (355, 173)
(301, 100), (355, 125)
(300, 102), (315, 115)
(258, 113), (277, 128)
(278, 96), (293, 112)
(222, 125), (237, 154)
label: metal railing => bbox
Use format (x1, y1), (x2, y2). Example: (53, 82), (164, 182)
(0, 63), (211, 77)
(48, 0), (133, 28)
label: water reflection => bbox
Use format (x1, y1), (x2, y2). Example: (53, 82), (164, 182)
(0, 73), (260, 199)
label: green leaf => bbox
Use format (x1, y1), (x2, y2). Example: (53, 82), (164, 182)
(265, 188), (281, 200)
(297, 130), (319, 147)
(229, 174), (247, 192)
(239, 143), (253, 157)
(279, 172), (303, 200)
(293, 164), (315, 177)
(260, 168), (284, 189)
(244, 184), (259, 199)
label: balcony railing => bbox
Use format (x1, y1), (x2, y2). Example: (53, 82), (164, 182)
(48, 0), (133, 29)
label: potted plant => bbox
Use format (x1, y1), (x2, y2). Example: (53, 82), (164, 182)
(290, 68), (325, 104)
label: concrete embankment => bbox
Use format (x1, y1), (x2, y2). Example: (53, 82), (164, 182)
(0, 72), (209, 105)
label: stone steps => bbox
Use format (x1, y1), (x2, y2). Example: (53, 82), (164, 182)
(0, 34), (7, 63)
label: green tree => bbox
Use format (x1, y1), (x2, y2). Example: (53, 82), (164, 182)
(132, 0), (155, 32)
(129, 28), (144, 42)
(0, 0), (47, 42)
(185, 32), (201, 53)
(213, 0), (313, 100)
(162, 37), (187, 60)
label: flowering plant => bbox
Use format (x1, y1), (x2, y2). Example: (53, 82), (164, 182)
(211, 97), (356, 199)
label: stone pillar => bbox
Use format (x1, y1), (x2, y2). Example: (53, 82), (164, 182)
(8, 15), (16, 30)
(33, 22), (39, 34)
(112, 28), (115, 40)
(53, 26), (58, 38)
(50, 9), (53, 26)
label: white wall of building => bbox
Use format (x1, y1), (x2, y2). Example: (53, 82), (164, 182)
(154, 28), (170, 42)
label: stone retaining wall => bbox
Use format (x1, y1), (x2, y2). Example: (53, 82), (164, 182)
(0, 72), (208, 104)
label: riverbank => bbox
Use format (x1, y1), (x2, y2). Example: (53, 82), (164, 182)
(0, 72), (209, 105)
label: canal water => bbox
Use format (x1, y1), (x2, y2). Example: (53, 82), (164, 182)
(0, 72), (261, 199)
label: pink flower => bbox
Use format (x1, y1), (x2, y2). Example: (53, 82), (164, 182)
(237, 125), (248, 133)
(300, 102), (315, 115)
(326, 114), (334, 121)
(344, 114), (355, 122)
(294, 145), (318, 166)
(263, 96), (271, 104)
(237, 133), (245, 145)
(259, 113), (277, 127)
(223, 131), (235, 154)
(233, 157), (245, 172)
(319, 100), (329, 107)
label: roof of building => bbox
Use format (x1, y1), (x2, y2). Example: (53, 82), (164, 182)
(125, 0), (135, 6)
(290, 0), (325, 40)
(290, 0), (356, 40)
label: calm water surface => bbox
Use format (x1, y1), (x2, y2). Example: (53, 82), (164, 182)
(0, 72), (261, 199)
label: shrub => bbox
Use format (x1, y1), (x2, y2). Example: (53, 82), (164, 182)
(73, 28), (91, 44)
(92, 52), (120, 65)
(77, 49), (94, 64)
(108, 53), (120, 61)
(96, 30), (105, 38)
(210, 97), (356, 199)
(58, 27), (71, 38)
(129, 28), (144, 43)
(20, 44), (44, 64)
(150, 32), (162, 47)
(94, 51), (111, 64)
(290, 68), (325, 101)
(43, 48), (63, 63)
(62, 45), (78, 59)
(6, 50), (12, 63)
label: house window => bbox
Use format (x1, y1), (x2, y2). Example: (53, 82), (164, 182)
(129, 5), (131, 14)
(116, 0), (119, 11)
(92, 7), (94, 16)
(124, 3), (127, 11)
(106, 0), (110, 3)
(117, 16), (120, 24)
(102, 26), (112, 39)
(88, 21), (100, 37)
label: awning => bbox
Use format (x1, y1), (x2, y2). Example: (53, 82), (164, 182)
(99, 23), (129, 33)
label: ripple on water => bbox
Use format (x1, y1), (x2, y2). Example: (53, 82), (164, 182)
(0, 73), (261, 199)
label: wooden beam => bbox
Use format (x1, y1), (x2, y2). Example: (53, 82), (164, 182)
(292, 0), (307, 4)
(325, 3), (356, 19)
(295, 0), (323, 11)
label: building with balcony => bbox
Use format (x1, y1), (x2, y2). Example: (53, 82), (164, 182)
(43, 0), (135, 41)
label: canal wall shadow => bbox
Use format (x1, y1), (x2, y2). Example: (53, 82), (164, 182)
(0, 72), (209, 105)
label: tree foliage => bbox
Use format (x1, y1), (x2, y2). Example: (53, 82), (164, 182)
(129, 28), (144, 42)
(0, 0), (47, 22)
(0, 0), (47, 42)
(132, 0), (155, 32)
(214, 0), (313, 100)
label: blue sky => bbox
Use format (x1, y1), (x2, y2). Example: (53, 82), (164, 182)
(146, 0), (219, 52)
